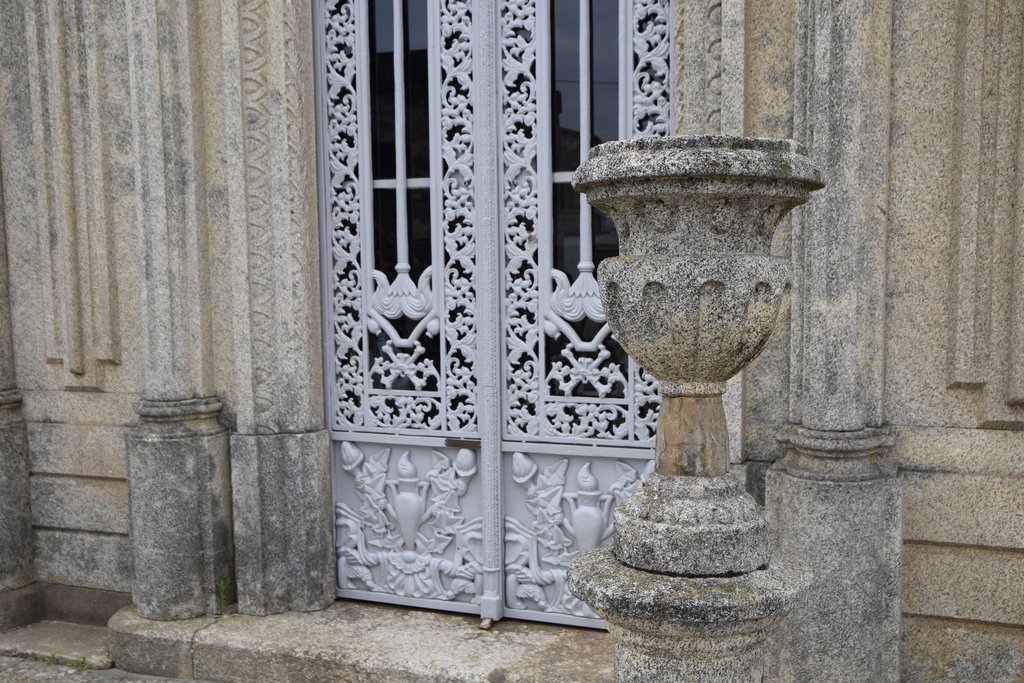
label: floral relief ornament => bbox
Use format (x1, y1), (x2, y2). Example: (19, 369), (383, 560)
(505, 453), (652, 616)
(336, 442), (484, 602)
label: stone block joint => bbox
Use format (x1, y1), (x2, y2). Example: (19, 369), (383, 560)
(568, 135), (823, 681)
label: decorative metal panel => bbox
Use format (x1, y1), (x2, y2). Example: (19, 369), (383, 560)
(323, 0), (478, 436)
(504, 452), (653, 619)
(318, 0), (670, 626)
(334, 441), (484, 607)
(500, 0), (671, 445)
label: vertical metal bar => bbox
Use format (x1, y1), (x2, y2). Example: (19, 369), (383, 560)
(356, 0), (376, 412)
(393, 0), (410, 270)
(313, 0), (334, 432)
(427, 0), (445, 429)
(312, 0), (339, 581)
(474, 0), (505, 622)
(619, 0), (631, 141)
(577, 0), (593, 272)
(536, 0), (552, 433)
(621, 0), (636, 438)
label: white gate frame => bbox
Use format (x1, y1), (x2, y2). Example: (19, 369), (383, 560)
(313, 0), (672, 627)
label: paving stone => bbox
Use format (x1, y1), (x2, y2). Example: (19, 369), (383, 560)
(0, 622), (111, 669)
(0, 658), (198, 682)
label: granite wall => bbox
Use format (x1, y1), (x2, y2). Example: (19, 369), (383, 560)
(0, 0), (1019, 678)
(735, 0), (1024, 678)
(0, 0), (331, 624)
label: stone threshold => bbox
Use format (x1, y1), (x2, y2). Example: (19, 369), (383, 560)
(109, 600), (613, 682)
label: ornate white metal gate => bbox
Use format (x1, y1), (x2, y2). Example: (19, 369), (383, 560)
(314, 0), (670, 627)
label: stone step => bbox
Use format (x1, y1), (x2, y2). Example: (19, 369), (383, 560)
(109, 600), (614, 682)
(0, 654), (194, 682)
(0, 621), (112, 670)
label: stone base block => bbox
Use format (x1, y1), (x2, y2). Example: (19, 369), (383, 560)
(230, 430), (333, 615)
(766, 463), (901, 682)
(0, 585), (38, 633)
(613, 473), (770, 576)
(126, 399), (233, 620)
(0, 415), (33, 606)
(568, 545), (809, 683)
(108, 604), (217, 678)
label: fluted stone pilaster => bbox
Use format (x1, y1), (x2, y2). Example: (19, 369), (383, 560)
(766, 0), (902, 678)
(124, 0), (232, 620)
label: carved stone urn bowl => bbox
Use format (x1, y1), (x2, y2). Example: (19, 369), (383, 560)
(573, 135), (823, 397)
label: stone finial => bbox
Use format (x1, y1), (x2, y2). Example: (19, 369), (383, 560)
(567, 135), (822, 681)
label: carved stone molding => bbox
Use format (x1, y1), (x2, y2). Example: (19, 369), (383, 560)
(777, 424), (896, 482)
(18, 0), (127, 390)
(671, 0), (744, 136)
(947, 0), (1024, 427)
(233, 0), (324, 435)
(216, 0), (331, 615)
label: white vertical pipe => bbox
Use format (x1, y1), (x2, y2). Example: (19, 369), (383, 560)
(393, 0), (410, 271)
(619, 0), (631, 140)
(537, 0), (553, 389)
(577, 0), (593, 272)
(473, 0), (505, 622)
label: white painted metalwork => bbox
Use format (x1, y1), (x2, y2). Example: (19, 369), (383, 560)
(315, 0), (671, 627)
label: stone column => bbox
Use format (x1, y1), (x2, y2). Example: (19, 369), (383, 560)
(766, 0), (901, 679)
(124, 0), (233, 621)
(205, 0), (333, 615)
(569, 136), (821, 681)
(0, 165), (36, 630)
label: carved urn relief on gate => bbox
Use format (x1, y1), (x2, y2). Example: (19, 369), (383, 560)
(335, 442), (485, 602)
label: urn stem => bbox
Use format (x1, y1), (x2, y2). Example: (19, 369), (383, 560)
(654, 395), (729, 477)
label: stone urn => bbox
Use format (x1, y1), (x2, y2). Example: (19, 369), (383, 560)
(567, 136), (823, 682)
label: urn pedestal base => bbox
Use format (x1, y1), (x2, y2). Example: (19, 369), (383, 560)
(568, 546), (810, 683)
(612, 473), (771, 576)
